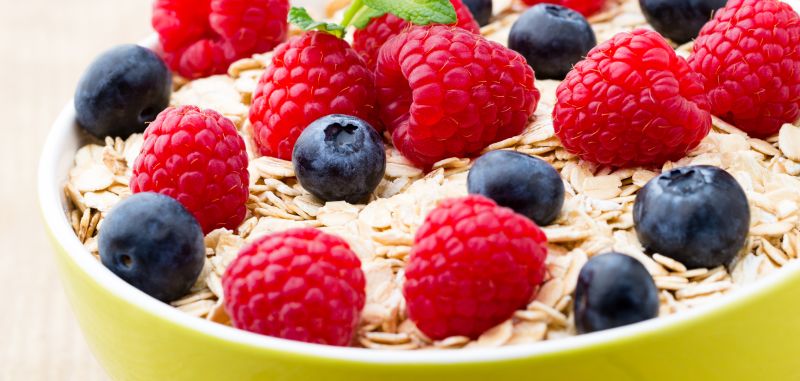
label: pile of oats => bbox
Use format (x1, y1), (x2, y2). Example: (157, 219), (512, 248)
(64, 0), (800, 349)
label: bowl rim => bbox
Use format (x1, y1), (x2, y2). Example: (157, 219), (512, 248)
(38, 38), (800, 366)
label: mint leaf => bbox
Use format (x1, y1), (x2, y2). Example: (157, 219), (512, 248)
(351, 7), (387, 29)
(362, 0), (457, 25)
(288, 7), (346, 38)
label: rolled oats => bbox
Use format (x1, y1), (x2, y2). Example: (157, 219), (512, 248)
(61, 0), (800, 350)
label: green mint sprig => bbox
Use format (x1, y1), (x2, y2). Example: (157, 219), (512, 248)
(289, 7), (346, 38)
(288, 0), (457, 38)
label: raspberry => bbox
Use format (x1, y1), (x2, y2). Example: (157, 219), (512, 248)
(248, 31), (379, 160)
(688, 0), (800, 138)
(553, 29), (711, 167)
(403, 195), (548, 340)
(222, 228), (366, 346)
(521, 0), (605, 17)
(376, 25), (540, 167)
(353, 0), (480, 69)
(130, 105), (249, 234)
(152, 0), (289, 79)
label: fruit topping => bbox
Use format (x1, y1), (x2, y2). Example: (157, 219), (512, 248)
(293, 115), (386, 204)
(376, 25), (540, 167)
(152, 0), (290, 79)
(554, 29), (711, 167)
(98, 192), (205, 303)
(688, 0), (800, 138)
(222, 228), (366, 346)
(634, 165), (750, 269)
(467, 150), (565, 226)
(130, 105), (249, 234)
(574, 252), (659, 334)
(509, 4), (597, 80)
(248, 30), (379, 160)
(639, 0), (726, 44)
(74, 44), (171, 139)
(403, 195), (548, 340)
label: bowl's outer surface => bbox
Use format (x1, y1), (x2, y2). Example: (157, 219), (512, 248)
(40, 2), (800, 378)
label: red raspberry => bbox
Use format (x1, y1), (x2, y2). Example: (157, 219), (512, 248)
(403, 195), (548, 340)
(553, 29), (711, 167)
(152, 0), (289, 79)
(353, 0), (480, 69)
(131, 105), (249, 234)
(248, 31), (379, 160)
(688, 0), (800, 138)
(376, 25), (539, 167)
(521, 0), (605, 17)
(222, 228), (366, 346)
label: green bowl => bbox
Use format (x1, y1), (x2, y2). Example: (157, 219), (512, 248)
(40, 40), (800, 381)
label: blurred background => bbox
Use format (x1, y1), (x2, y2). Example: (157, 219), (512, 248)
(0, 0), (150, 379)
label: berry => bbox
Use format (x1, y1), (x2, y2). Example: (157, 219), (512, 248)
(75, 45), (172, 139)
(222, 228), (366, 346)
(462, 0), (493, 26)
(376, 25), (540, 167)
(131, 105), (249, 234)
(553, 29), (712, 167)
(508, 4), (596, 80)
(574, 252), (659, 334)
(688, 0), (800, 138)
(639, 0), (727, 44)
(353, 0), (481, 69)
(152, 0), (289, 79)
(633, 165), (750, 269)
(293, 115), (386, 204)
(521, 0), (605, 17)
(248, 31), (379, 160)
(98, 192), (205, 303)
(403, 195), (548, 340)
(468, 150), (564, 226)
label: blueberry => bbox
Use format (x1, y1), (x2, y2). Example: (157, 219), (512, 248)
(574, 252), (659, 334)
(462, 0), (493, 26)
(508, 4), (597, 80)
(467, 150), (564, 225)
(98, 192), (205, 303)
(634, 165), (750, 269)
(639, 0), (727, 44)
(293, 115), (386, 203)
(75, 44), (172, 139)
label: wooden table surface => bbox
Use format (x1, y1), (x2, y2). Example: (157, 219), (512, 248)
(0, 1), (151, 379)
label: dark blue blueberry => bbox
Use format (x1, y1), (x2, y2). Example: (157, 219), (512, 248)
(462, 0), (493, 26)
(98, 192), (205, 303)
(634, 165), (750, 269)
(75, 44), (172, 139)
(467, 150), (564, 226)
(293, 115), (386, 203)
(574, 252), (660, 334)
(639, 0), (727, 44)
(508, 4), (596, 80)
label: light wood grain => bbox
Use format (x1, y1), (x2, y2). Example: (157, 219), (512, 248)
(0, 1), (150, 379)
